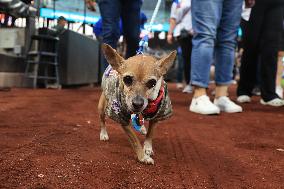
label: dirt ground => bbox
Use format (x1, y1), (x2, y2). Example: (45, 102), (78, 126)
(0, 84), (283, 189)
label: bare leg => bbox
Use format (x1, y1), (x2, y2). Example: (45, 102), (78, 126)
(122, 125), (154, 164)
(276, 52), (284, 87)
(215, 85), (228, 98)
(98, 93), (109, 141)
(144, 120), (157, 156)
(276, 52), (284, 98)
(193, 87), (207, 98)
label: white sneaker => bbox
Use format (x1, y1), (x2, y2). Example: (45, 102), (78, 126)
(260, 98), (284, 107)
(214, 96), (243, 113)
(237, 95), (251, 103)
(276, 86), (283, 99)
(190, 95), (220, 115)
(182, 85), (193, 93)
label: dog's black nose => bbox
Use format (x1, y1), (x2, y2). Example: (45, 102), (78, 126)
(132, 96), (144, 110)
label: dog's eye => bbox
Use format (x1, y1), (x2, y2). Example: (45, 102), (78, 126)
(123, 76), (133, 86)
(146, 79), (157, 89)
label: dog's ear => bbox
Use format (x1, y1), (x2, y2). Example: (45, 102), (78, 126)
(156, 50), (177, 76)
(101, 43), (125, 72)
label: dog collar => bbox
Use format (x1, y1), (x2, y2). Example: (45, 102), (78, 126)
(131, 84), (165, 133)
(143, 84), (165, 115)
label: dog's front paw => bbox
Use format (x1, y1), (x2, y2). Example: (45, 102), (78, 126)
(139, 155), (154, 165)
(144, 141), (154, 156)
(100, 129), (109, 141)
(140, 125), (147, 135)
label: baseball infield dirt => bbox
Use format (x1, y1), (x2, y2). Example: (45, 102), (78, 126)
(0, 84), (283, 189)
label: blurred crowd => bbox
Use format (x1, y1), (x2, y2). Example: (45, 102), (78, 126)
(2, 0), (283, 115)
(94, 0), (284, 115)
(0, 0), (34, 27)
(168, 0), (284, 114)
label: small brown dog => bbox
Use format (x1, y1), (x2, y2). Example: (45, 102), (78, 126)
(98, 44), (176, 164)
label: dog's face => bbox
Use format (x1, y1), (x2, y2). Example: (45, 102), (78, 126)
(102, 44), (176, 113)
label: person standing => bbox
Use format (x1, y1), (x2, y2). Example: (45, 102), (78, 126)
(237, 0), (284, 106)
(167, 0), (193, 93)
(98, 0), (142, 75)
(189, 0), (255, 115)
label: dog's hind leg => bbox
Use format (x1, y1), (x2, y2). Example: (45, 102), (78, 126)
(121, 125), (154, 165)
(143, 120), (157, 156)
(98, 93), (109, 141)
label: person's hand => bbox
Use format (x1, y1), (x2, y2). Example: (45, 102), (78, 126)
(167, 33), (173, 44)
(245, 0), (255, 8)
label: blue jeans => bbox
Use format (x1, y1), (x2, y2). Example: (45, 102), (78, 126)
(191, 0), (242, 88)
(98, 0), (142, 74)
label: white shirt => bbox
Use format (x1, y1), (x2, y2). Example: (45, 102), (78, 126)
(170, 0), (192, 37)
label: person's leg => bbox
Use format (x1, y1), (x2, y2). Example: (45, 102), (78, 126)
(179, 35), (193, 93)
(191, 0), (222, 97)
(189, 0), (222, 114)
(210, 0), (243, 113)
(214, 0), (242, 98)
(98, 0), (121, 74)
(276, 8), (284, 99)
(259, 5), (284, 102)
(276, 51), (284, 98)
(120, 0), (142, 58)
(176, 47), (184, 84)
(179, 35), (192, 85)
(179, 36), (192, 85)
(237, 4), (264, 99)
